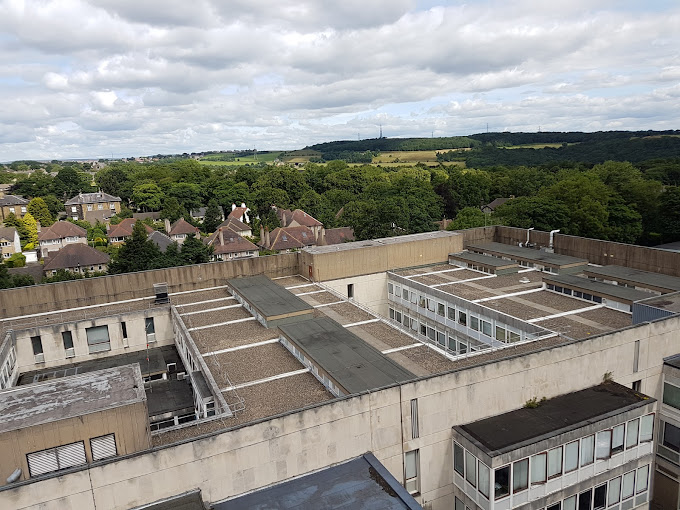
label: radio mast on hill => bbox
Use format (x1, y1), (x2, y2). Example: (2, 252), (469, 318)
(379, 124), (383, 139)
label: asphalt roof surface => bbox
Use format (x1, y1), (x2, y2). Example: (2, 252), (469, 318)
(449, 251), (520, 268)
(665, 353), (680, 371)
(544, 274), (652, 303)
(279, 316), (415, 394)
(214, 453), (422, 510)
(456, 382), (653, 455)
(228, 275), (313, 318)
(467, 242), (588, 267)
(584, 265), (680, 293)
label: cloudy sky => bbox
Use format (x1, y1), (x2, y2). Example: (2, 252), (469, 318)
(1, 0), (679, 161)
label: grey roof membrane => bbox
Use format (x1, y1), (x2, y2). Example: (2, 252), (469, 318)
(544, 274), (652, 303)
(449, 251), (519, 268)
(664, 353), (680, 371)
(0, 364), (146, 434)
(214, 453), (422, 510)
(228, 275), (313, 318)
(584, 265), (680, 293)
(456, 383), (653, 455)
(279, 317), (414, 394)
(467, 242), (588, 267)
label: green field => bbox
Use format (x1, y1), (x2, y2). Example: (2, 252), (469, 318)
(504, 143), (570, 149)
(199, 152), (282, 165)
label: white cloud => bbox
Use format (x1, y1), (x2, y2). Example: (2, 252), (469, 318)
(0, 0), (678, 160)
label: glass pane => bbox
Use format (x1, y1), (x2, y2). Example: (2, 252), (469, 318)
(608, 477), (621, 506)
(621, 471), (635, 499)
(565, 441), (579, 472)
(663, 422), (680, 452)
(495, 326), (506, 342)
(405, 450), (417, 479)
(594, 484), (607, 510)
(454, 443), (465, 476)
(494, 466), (510, 499)
(636, 465), (649, 493)
(513, 458), (529, 492)
(626, 419), (639, 449)
(482, 321), (492, 336)
(470, 316), (479, 331)
(455, 497), (464, 510)
(62, 331), (74, 350)
(548, 504), (561, 510)
(663, 382), (680, 410)
(458, 311), (467, 326)
(465, 451), (476, 487)
(611, 424), (624, 454)
(531, 453), (547, 484)
(596, 430), (611, 459)
(579, 489), (593, 510)
(478, 461), (490, 498)
(581, 435), (594, 466)
(639, 415), (653, 442)
(548, 447), (562, 478)
(564, 495), (576, 510)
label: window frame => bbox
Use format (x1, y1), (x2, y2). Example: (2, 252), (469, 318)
(512, 458), (529, 493)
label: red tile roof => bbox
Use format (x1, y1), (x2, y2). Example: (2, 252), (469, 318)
(322, 227), (354, 245)
(264, 226), (316, 251)
(38, 221), (87, 242)
(170, 218), (199, 236)
(206, 228), (259, 254)
(107, 218), (154, 239)
(228, 207), (249, 221)
(217, 217), (250, 233)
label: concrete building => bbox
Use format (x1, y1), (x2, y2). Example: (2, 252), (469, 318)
(0, 226), (679, 510)
(64, 192), (121, 224)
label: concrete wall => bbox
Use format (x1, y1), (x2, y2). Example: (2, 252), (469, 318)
(0, 253), (299, 318)
(492, 226), (680, 277)
(300, 233), (464, 282)
(0, 400), (150, 484)
(12, 307), (173, 372)
(3, 313), (678, 510)
(323, 272), (390, 316)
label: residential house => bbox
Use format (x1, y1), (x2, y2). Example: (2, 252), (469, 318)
(205, 228), (259, 261)
(64, 192), (121, 224)
(0, 227), (21, 260)
(228, 203), (250, 224)
(38, 221), (88, 258)
(107, 219), (154, 246)
(259, 225), (316, 252)
(148, 231), (174, 253)
(322, 227), (354, 245)
(275, 207), (323, 238)
(0, 192), (29, 222)
(216, 218), (252, 238)
(42, 244), (110, 276)
(481, 197), (513, 214)
(190, 206), (225, 223)
(166, 218), (200, 245)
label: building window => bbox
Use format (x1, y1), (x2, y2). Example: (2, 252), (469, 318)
(513, 458), (529, 492)
(621, 471), (635, 500)
(86, 325), (111, 353)
(427, 298), (436, 313)
(531, 452), (547, 485)
(481, 320), (492, 337)
(495, 325), (506, 342)
(62, 331), (74, 351)
(625, 418), (639, 449)
(71, 206), (77, 212)
(455, 497), (464, 510)
(404, 450), (419, 495)
(121, 322), (127, 338)
(548, 503), (561, 510)
(608, 477), (621, 506)
(636, 465), (649, 494)
(27, 441), (87, 477)
(495, 466), (510, 499)
(90, 434), (117, 461)
(394, 285), (401, 297)
(389, 308), (395, 320)
(437, 331), (446, 346)
(478, 461), (490, 499)
(563, 495), (576, 510)
(388, 283), (393, 295)
(31, 335), (43, 356)
(97, 203), (103, 210)
(596, 430), (611, 459)
(611, 424), (624, 454)
(632, 380), (641, 392)
(402, 288), (408, 300)
(437, 302), (445, 317)
(470, 316), (479, 331)
(347, 284), (354, 299)
(639, 414), (653, 442)
(465, 450), (476, 487)
(593, 484), (607, 510)
(458, 311), (467, 326)
(581, 435), (594, 466)
(578, 488), (593, 510)
(548, 446), (562, 478)
(661, 421), (680, 453)
(87, 204), (93, 211)
(454, 442), (465, 476)
(110, 203), (116, 210)
(411, 399), (419, 439)
(663, 382), (680, 409)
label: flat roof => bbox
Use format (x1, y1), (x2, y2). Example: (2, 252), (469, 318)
(303, 230), (459, 254)
(544, 274), (652, 303)
(450, 251), (519, 268)
(467, 242), (588, 267)
(214, 453), (422, 510)
(584, 265), (680, 293)
(0, 364), (146, 434)
(635, 291), (680, 313)
(456, 382), (653, 455)
(227, 275), (313, 319)
(279, 316), (415, 394)
(664, 353), (680, 371)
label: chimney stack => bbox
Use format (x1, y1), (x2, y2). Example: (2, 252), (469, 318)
(164, 218), (171, 234)
(219, 228), (224, 245)
(265, 227), (271, 248)
(260, 224), (265, 245)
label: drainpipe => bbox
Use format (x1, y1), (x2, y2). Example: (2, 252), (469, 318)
(549, 229), (560, 250)
(525, 227), (534, 246)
